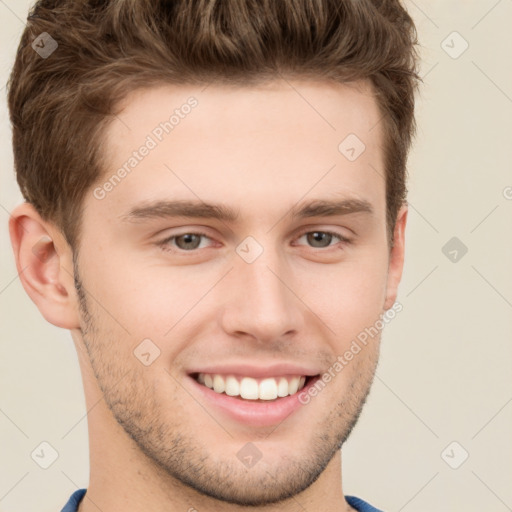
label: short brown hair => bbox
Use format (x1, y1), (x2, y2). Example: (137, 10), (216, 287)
(8, 0), (421, 249)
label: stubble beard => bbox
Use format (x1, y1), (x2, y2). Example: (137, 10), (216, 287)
(74, 262), (380, 506)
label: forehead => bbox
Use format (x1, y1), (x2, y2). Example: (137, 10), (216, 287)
(94, 79), (385, 224)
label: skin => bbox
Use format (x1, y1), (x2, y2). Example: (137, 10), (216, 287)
(10, 79), (407, 512)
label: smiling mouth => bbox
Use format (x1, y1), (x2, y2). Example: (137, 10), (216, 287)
(190, 373), (317, 401)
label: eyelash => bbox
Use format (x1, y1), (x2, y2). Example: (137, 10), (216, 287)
(156, 229), (351, 253)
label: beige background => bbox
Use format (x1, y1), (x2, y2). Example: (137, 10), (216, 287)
(1, 1), (511, 511)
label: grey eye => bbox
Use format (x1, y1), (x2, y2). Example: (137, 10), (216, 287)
(174, 233), (204, 250)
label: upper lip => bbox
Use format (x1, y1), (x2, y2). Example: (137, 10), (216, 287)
(187, 362), (321, 379)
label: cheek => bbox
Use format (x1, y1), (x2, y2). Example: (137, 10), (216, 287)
(82, 249), (217, 340)
(296, 253), (389, 341)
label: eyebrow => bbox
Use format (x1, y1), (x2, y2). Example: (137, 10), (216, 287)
(120, 197), (374, 223)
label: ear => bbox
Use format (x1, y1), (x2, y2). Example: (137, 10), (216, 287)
(8, 202), (81, 329)
(383, 203), (408, 311)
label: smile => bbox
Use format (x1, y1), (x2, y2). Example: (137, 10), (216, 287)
(193, 373), (309, 401)
(186, 364), (322, 426)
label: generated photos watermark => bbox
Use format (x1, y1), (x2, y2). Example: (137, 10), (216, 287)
(93, 96), (198, 200)
(298, 301), (403, 405)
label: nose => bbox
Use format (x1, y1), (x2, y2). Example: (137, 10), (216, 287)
(218, 245), (304, 344)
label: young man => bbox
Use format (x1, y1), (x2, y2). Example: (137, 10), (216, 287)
(8, 1), (420, 511)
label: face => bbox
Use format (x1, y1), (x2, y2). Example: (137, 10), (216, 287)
(74, 80), (405, 506)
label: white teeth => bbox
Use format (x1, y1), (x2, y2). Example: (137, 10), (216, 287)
(259, 378), (278, 400)
(213, 374), (225, 393)
(204, 374), (213, 388)
(240, 377), (259, 399)
(225, 376), (240, 396)
(288, 376), (300, 395)
(196, 373), (308, 400)
(277, 377), (289, 397)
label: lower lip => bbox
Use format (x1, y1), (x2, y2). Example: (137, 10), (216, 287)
(187, 375), (319, 427)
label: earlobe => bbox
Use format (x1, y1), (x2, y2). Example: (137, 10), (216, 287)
(383, 204), (408, 311)
(8, 203), (81, 330)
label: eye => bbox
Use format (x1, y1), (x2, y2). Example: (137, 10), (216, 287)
(157, 229), (351, 254)
(158, 232), (213, 252)
(294, 230), (350, 249)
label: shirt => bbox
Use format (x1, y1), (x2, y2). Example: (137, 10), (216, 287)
(61, 488), (384, 511)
